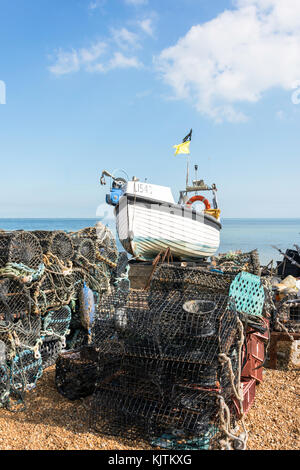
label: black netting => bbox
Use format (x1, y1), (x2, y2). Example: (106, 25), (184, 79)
(55, 346), (98, 400)
(40, 339), (63, 369)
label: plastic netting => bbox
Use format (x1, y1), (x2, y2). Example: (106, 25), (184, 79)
(229, 272), (265, 318)
(40, 339), (63, 369)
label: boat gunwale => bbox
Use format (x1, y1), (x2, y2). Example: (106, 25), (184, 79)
(122, 193), (222, 231)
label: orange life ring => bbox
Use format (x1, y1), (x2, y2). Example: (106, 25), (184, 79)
(186, 195), (211, 210)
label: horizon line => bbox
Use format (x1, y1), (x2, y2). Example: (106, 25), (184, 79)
(0, 217), (299, 220)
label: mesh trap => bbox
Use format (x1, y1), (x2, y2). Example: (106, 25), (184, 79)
(0, 278), (31, 321)
(43, 305), (72, 340)
(213, 250), (261, 275)
(92, 290), (239, 363)
(150, 264), (236, 297)
(0, 232), (43, 270)
(55, 346), (98, 400)
(10, 349), (43, 392)
(31, 230), (74, 261)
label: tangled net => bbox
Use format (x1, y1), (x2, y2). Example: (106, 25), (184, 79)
(0, 223), (124, 409)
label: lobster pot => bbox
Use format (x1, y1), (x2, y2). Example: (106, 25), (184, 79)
(13, 315), (42, 350)
(150, 264), (236, 298)
(55, 346), (98, 400)
(275, 300), (300, 333)
(43, 305), (72, 338)
(34, 266), (74, 314)
(91, 263), (111, 291)
(72, 268), (86, 294)
(94, 223), (118, 266)
(0, 364), (9, 405)
(72, 237), (96, 265)
(73, 227), (98, 241)
(43, 305), (72, 339)
(91, 390), (165, 439)
(0, 278), (31, 321)
(35, 272), (57, 313)
(214, 250), (261, 276)
(90, 287), (242, 448)
(31, 230), (74, 262)
(10, 348), (43, 392)
(91, 388), (219, 445)
(50, 265), (74, 305)
(0, 231), (43, 269)
(93, 290), (239, 363)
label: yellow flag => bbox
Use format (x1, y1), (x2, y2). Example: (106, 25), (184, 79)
(173, 140), (191, 155)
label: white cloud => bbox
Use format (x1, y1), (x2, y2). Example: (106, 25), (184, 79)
(156, 0), (300, 122)
(107, 52), (142, 70)
(137, 18), (154, 36)
(87, 52), (142, 73)
(111, 27), (140, 49)
(49, 41), (107, 76)
(48, 49), (80, 76)
(49, 41), (141, 76)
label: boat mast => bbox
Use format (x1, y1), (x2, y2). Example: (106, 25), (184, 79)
(186, 157), (189, 188)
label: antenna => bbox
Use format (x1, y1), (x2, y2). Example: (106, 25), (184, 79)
(186, 158), (189, 189)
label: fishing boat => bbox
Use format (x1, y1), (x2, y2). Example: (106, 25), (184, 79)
(100, 167), (222, 262)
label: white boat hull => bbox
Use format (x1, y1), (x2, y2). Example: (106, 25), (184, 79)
(115, 195), (221, 261)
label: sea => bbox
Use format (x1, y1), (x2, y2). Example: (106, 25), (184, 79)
(0, 218), (299, 267)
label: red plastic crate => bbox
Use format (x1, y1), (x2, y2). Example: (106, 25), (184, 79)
(233, 379), (256, 418)
(242, 354), (263, 383)
(247, 334), (265, 362)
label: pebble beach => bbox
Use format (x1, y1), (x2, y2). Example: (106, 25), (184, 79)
(0, 363), (298, 451)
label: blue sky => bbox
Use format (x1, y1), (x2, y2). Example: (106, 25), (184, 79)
(0, 0), (300, 218)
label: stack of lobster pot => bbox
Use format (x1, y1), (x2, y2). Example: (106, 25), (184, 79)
(88, 260), (247, 450)
(0, 224), (119, 410)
